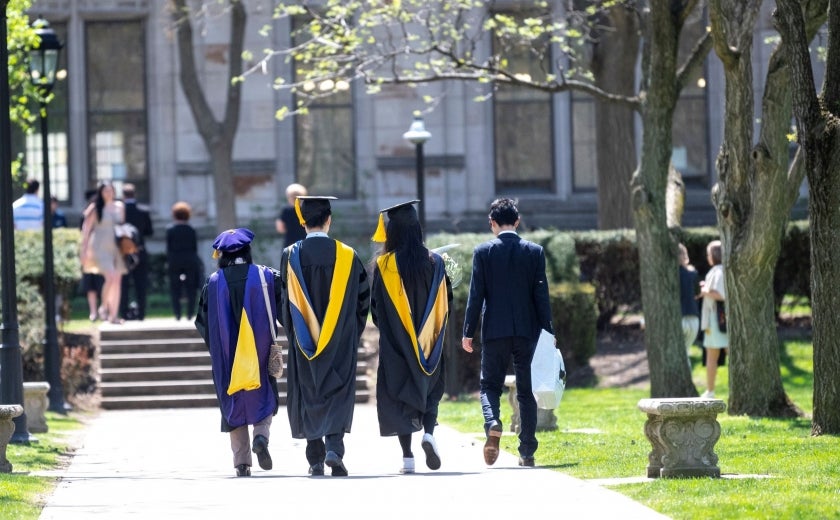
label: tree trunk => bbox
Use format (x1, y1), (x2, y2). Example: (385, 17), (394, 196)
(709, 0), (811, 417)
(775, 0), (840, 433)
(592, 5), (639, 230)
(632, 2), (696, 398)
(171, 0), (244, 232)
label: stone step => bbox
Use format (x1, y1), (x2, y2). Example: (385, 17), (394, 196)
(99, 337), (208, 354)
(100, 377), (370, 398)
(101, 379), (217, 397)
(100, 351), (211, 369)
(100, 390), (372, 410)
(95, 319), (371, 409)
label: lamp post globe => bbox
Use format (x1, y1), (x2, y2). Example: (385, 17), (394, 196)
(29, 18), (66, 414)
(402, 113), (431, 232)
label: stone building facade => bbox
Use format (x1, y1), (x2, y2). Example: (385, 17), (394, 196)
(24, 1), (810, 256)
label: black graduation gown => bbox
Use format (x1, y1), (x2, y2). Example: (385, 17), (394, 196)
(279, 236), (370, 440)
(371, 252), (453, 436)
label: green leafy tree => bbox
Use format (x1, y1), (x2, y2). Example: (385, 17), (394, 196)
(248, 0), (714, 398)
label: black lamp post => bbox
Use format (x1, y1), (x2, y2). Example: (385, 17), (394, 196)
(402, 113), (431, 232)
(29, 19), (66, 414)
(0, 1), (34, 442)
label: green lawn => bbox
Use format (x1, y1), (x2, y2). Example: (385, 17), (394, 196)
(438, 340), (839, 520)
(0, 412), (89, 520)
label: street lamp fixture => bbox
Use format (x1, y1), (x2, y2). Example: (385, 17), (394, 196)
(28, 18), (66, 414)
(0, 0), (33, 442)
(402, 112), (431, 232)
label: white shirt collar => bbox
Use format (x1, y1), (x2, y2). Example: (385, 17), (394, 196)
(306, 231), (329, 238)
(498, 230), (518, 236)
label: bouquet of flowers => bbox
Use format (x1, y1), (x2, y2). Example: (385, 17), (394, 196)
(440, 252), (463, 289)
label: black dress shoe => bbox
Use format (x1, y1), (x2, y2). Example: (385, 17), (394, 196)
(308, 462), (325, 476)
(325, 451), (348, 476)
(235, 464), (251, 477)
(518, 456), (535, 467)
(252, 435), (272, 470)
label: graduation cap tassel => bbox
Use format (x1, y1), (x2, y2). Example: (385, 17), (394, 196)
(294, 197), (306, 226)
(372, 213), (387, 242)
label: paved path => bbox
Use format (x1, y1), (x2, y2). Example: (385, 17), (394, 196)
(37, 404), (667, 519)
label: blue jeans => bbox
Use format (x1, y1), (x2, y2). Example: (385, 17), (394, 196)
(479, 336), (538, 458)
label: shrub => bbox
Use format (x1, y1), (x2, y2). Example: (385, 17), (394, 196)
(550, 282), (598, 369)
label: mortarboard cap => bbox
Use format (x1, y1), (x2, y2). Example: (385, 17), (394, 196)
(212, 228), (255, 259)
(295, 196), (337, 226)
(372, 200), (420, 242)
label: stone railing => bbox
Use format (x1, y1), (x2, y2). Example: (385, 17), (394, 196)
(637, 397), (727, 478)
(24, 382), (50, 433)
(0, 405), (24, 473)
(504, 375), (558, 432)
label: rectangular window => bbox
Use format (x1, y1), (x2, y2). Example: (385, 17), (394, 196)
(292, 18), (356, 198)
(85, 20), (149, 198)
(492, 11), (554, 193)
(570, 92), (597, 190)
(673, 12), (710, 185)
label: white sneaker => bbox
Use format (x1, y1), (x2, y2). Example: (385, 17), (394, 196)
(400, 457), (415, 474)
(701, 390), (715, 399)
(421, 433), (441, 470)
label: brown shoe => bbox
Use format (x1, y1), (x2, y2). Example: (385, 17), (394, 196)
(483, 422), (503, 465)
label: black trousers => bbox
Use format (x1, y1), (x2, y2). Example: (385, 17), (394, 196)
(120, 253), (149, 320)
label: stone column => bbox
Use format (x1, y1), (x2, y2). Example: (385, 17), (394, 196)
(506, 376), (558, 433)
(24, 382), (51, 433)
(638, 397), (727, 478)
(0, 405), (24, 473)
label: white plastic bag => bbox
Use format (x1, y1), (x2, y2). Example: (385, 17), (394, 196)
(531, 329), (566, 409)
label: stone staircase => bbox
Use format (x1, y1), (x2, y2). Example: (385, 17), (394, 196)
(98, 319), (372, 410)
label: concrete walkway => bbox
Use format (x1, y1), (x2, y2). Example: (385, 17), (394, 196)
(36, 404), (668, 519)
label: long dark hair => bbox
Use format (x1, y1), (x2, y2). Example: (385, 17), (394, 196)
(383, 213), (430, 288)
(94, 181), (110, 222)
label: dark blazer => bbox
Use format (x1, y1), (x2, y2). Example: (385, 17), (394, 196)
(463, 232), (553, 342)
(124, 200), (153, 249)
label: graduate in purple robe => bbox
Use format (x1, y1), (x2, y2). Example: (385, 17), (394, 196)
(195, 228), (282, 477)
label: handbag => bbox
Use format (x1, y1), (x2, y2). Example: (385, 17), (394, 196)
(716, 300), (727, 333)
(258, 267), (285, 378)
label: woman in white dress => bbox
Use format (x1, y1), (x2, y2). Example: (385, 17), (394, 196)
(699, 240), (727, 398)
(80, 182), (127, 324)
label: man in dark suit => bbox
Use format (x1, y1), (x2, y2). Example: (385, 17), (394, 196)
(120, 183), (154, 320)
(462, 198), (554, 468)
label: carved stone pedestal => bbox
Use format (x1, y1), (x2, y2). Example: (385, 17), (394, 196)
(638, 397), (726, 478)
(0, 405), (24, 473)
(505, 375), (557, 433)
(24, 382), (50, 433)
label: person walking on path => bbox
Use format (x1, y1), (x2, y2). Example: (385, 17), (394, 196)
(699, 239), (728, 398)
(461, 197), (554, 468)
(370, 200), (452, 474)
(119, 183), (154, 321)
(80, 181), (127, 324)
(166, 201), (202, 320)
(12, 178), (43, 230)
(195, 228), (282, 477)
(278, 196), (370, 477)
